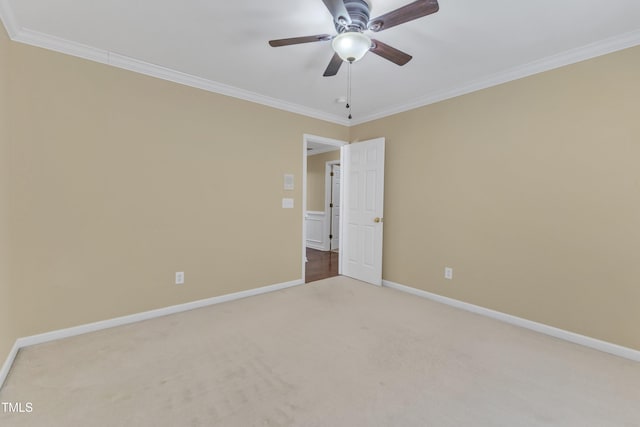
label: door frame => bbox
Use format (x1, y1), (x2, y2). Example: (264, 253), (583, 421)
(325, 160), (341, 252)
(302, 134), (347, 283)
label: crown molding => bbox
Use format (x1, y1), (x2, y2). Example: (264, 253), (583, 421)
(0, 0), (18, 38)
(15, 28), (112, 64)
(106, 50), (350, 126)
(351, 28), (640, 125)
(1, 0), (639, 128)
(1, 21), (350, 126)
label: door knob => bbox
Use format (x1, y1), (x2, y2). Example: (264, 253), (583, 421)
(374, 217), (382, 223)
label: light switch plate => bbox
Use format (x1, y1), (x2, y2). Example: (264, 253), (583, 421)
(282, 198), (294, 209)
(284, 174), (294, 190)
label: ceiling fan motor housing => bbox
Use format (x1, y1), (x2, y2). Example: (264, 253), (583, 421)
(336, 0), (371, 33)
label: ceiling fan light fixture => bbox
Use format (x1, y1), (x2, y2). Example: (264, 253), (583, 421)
(332, 32), (371, 63)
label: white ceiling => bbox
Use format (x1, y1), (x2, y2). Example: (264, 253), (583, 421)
(2, 0), (640, 125)
(307, 140), (340, 156)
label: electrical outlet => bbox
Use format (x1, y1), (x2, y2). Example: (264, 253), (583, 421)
(175, 272), (184, 285)
(444, 267), (453, 280)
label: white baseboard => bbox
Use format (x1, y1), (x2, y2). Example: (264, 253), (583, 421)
(305, 243), (325, 251)
(0, 278), (304, 389)
(382, 280), (640, 362)
(0, 341), (20, 392)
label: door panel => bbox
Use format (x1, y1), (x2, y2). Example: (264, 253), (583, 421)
(341, 138), (385, 286)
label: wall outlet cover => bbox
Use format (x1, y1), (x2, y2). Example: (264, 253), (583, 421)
(175, 272), (185, 285)
(445, 267), (453, 280)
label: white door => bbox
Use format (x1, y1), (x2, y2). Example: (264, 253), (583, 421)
(330, 165), (340, 251)
(341, 138), (385, 286)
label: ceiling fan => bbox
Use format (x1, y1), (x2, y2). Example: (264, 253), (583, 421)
(268, 0), (440, 76)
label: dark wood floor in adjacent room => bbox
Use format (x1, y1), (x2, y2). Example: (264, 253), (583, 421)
(305, 248), (339, 283)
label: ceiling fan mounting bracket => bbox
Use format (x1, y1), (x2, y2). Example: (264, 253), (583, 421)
(335, 0), (371, 33)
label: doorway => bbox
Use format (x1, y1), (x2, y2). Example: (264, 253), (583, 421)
(302, 135), (386, 286)
(303, 135), (346, 283)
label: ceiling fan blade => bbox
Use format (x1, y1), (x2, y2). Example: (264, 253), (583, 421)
(269, 34), (332, 47)
(370, 39), (412, 66)
(323, 53), (344, 77)
(321, 0), (352, 26)
(368, 0), (439, 32)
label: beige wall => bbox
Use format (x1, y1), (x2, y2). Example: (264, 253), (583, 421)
(351, 45), (640, 350)
(1, 22), (639, 371)
(306, 150), (340, 212)
(2, 34), (348, 344)
(0, 28), (13, 363)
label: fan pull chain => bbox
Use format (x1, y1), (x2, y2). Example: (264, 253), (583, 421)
(346, 61), (353, 120)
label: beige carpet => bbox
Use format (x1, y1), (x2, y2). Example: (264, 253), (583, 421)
(1, 276), (639, 426)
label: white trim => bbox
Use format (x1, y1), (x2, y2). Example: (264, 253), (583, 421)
(3, 28), (350, 126)
(302, 134), (348, 148)
(0, 340), (19, 392)
(1, 5), (639, 127)
(350, 29), (640, 125)
(302, 137), (308, 281)
(0, 0), (18, 38)
(382, 280), (640, 362)
(15, 28), (111, 64)
(0, 278), (304, 390)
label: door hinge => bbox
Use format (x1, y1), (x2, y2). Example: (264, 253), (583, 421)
(329, 234), (333, 240)
(330, 172), (334, 177)
(330, 203), (334, 208)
